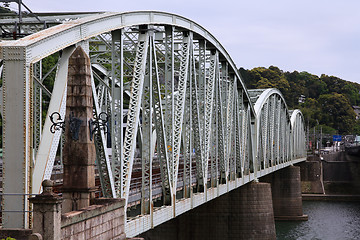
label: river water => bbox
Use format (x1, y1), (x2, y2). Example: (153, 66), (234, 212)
(276, 201), (360, 240)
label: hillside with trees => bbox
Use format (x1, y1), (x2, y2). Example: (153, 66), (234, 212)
(240, 66), (360, 135)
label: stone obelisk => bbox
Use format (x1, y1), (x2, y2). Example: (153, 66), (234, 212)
(62, 46), (96, 213)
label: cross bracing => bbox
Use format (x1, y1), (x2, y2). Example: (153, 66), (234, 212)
(0, 11), (307, 235)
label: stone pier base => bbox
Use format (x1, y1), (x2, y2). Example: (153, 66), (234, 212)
(141, 181), (276, 240)
(236, 182), (277, 238)
(262, 165), (308, 221)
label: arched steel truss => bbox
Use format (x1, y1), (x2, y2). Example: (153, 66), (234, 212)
(249, 89), (306, 176)
(290, 109), (307, 160)
(0, 11), (306, 235)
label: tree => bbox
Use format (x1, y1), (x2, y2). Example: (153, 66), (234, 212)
(318, 93), (356, 134)
(240, 66), (359, 134)
(353, 121), (360, 135)
(245, 66), (290, 96)
(300, 98), (322, 128)
(340, 83), (360, 106)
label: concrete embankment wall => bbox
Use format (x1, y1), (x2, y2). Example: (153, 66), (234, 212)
(297, 158), (324, 194)
(297, 152), (360, 195)
(322, 162), (360, 194)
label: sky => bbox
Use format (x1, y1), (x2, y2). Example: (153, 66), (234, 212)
(5, 0), (360, 83)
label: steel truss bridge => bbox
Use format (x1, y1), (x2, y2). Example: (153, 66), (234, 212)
(0, 11), (306, 237)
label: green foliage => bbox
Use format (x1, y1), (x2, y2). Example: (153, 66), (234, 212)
(318, 93), (355, 133)
(299, 98), (321, 128)
(241, 66), (360, 134)
(240, 66), (290, 94)
(2, 237), (16, 240)
(319, 125), (337, 135)
(353, 121), (360, 135)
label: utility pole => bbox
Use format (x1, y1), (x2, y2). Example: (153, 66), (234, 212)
(313, 125), (316, 154)
(320, 125), (322, 152)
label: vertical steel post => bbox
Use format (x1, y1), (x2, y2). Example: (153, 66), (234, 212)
(164, 26), (174, 201)
(141, 33), (153, 215)
(111, 29), (124, 197)
(2, 45), (30, 228)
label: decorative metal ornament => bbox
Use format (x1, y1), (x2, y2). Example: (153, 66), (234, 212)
(49, 112), (65, 133)
(89, 112), (109, 141)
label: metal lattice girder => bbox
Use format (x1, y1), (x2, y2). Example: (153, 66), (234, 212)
(282, 107), (287, 162)
(275, 98), (281, 164)
(152, 68), (172, 204)
(210, 99), (218, 187)
(164, 26), (174, 195)
(190, 41), (208, 191)
(183, 37), (201, 198)
(269, 95), (275, 166)
(243, 94), (249, 173)
(196, 40), (206, 145)
(261, 101), (268, 169)
(171, 32), (191, 195)
(242, 105), (250, 174)
(121, 31), (149, 203)
(225, 76), (236, 175)
(90, 66), (116, 198)
(141, 34), (154, 214)
(200, 50), (217, 187)
(182, 46), (193, 198)
(228, 89), (237, 180)
(111, 29), (124, 198)
(235, 88), (243, 177)
(151, 36), (171, 204)
(216, 63), (227, 183)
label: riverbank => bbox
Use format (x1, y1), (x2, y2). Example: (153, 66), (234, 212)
(297, 151), (360, 197)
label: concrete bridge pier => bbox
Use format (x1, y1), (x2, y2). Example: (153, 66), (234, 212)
(262, 165), (308, 221)
(230, 181), (277, 239)
(140, 181), (276, 240)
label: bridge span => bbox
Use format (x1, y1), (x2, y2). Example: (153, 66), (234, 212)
(0, 11), (306, 238)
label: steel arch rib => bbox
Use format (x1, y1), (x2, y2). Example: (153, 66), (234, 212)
(1, 11), (253, 112)
(290, 109), (306, 158)
(252, 88), (292, 172)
